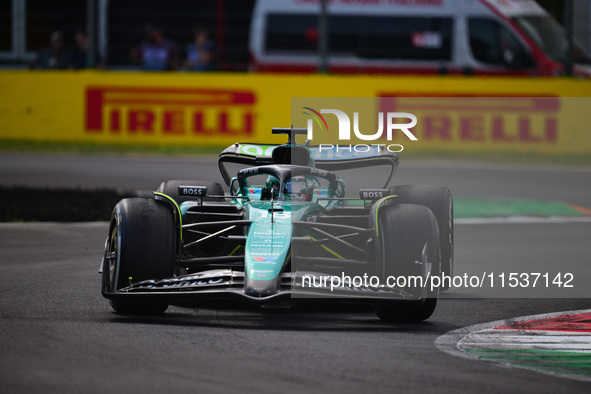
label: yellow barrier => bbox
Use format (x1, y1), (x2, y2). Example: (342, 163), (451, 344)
(0, 70), (590, 153)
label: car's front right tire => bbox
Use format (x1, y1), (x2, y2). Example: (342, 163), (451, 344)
(101, 198), (176, 314)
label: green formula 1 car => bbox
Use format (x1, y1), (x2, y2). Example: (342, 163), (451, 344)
(100, 128), (453, 322)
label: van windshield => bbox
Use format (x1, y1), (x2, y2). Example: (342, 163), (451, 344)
(512, 16), (591, 64)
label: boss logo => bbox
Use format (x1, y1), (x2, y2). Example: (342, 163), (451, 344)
(359, 189), (390, 200)
(178, 186), (207, 197)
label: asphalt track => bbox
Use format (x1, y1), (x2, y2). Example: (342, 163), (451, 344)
(1, 152), (591, 393)
(2, 152), (591, 205)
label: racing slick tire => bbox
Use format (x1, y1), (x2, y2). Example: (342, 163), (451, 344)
(374, 204), (440, 322)
(375, 298), (438, 323)
(156, 180), (225, 204)
(101, 198), (176, 314)
(391, 185), (453, 290)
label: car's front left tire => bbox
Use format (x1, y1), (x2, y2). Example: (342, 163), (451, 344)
(391, 185), (453, 289)
(374, 204), (440, 322)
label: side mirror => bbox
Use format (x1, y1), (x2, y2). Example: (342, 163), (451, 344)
(503, 48), (517, 68)
(335, 179), (345, 198)
(502, 47), (535, 70)
(230, 177), (239, 196)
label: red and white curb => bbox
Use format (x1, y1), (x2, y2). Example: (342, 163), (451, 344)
(435, 309), (591, 382)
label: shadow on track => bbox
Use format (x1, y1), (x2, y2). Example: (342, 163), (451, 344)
(107, 301), (443, 333)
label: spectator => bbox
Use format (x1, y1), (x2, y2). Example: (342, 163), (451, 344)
(131, 26), (178, 71)
(184, 26), (214, 71)
(70, 30), (105, 69)
(30, 31), (70, 70)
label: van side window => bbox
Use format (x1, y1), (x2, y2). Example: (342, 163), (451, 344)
(265, 14), (317, 54)
(468, 18), (535, 68)
(359, 16), (453, 61)
(265, 14), (453, 61)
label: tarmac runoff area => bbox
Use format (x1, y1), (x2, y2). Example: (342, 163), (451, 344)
(436, 310), (591, 382)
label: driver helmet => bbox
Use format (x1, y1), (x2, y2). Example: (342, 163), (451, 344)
(284, 176), (312, 201)
(261, 175), (280, 200)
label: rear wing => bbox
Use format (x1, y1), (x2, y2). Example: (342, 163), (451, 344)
(218, 143), (399, 187)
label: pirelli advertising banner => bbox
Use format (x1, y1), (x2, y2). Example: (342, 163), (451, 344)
(292, 96), (590, 155)
(0, 70), (590, 154)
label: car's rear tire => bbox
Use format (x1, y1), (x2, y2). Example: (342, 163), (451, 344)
(391, 185), (453, 290)
(156, 180), (224, 204)
(374, 204), (440, 322)
(101, 198), (176, 314)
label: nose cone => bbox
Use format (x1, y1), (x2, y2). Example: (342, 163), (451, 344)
(245, 279), (279, 297)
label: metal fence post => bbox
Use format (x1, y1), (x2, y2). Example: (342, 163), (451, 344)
(13, 0), (26, 61)
(98, 0), (109, 65)
(564, 0), (574, 76)
(87, 0), (96, 68)
(318, 0), (328, 73)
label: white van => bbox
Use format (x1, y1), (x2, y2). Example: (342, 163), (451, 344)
(249, 0), (591, 77)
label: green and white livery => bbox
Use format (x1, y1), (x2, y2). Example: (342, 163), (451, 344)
(101, 128), (454, 322)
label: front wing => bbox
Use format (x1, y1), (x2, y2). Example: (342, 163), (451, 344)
(102, 269), (427, 306)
